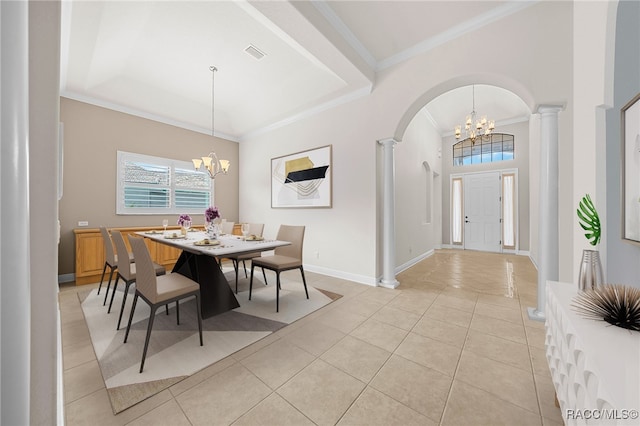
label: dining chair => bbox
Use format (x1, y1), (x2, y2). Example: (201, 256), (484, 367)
(124, 235), (203, 373)
(221, 221), (235, 235)
(98, 227), (133, 303)
(109, 230), (167, 331)
(225, 223), (264, 293)
(249, 225), (308, 312)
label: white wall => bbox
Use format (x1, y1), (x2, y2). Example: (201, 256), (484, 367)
(240, 1), (573, 284)
(395, 108), (442, 269)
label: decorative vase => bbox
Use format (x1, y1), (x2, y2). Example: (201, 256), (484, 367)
(578, 249), (604, 291)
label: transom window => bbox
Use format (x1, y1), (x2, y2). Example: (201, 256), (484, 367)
(117, 151), (212, 215)
(453, 133), (514, 166)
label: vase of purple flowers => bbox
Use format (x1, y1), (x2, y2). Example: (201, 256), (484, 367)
(204, 207), (220, 237)
(177, 214), (192, 235)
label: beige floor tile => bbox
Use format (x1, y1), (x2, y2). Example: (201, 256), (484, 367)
(477, 293), (521, 309)
(433, 293), (477, 312)
(474, 301), (523, 324)
(350, 318), (408, 353)
(369, 354), (451, 422)
(230, 333), (281, 361)
(283, 320), (346, 356)
(125, 399), (191, 426)
(535, 374), (564, 425)
(64, 360), (105, 404)
(441, 380), (542, 426)
(411, 316), (468, 348)
(456, 351), (539, 414)
(232, 393), (315, 426)
(241, 339), (315, 389)
(424, 303), (473, 328)
(65, 388), (173, 426)
(386, 293), (435, 315)
(464, 329), (532, 372)
(370, 305), (421, 331)
(176, 363), (271, 425)
(530, 345), (552, 378)
(317, 305), (368, 334)
(321, 335), (391, 383)
(525, 325), (547, 349)
(470, 313), (527, 345)
(395, 332), (462, 376)
(169, 356), (237, 397)
(337, 386), (436, 426)
(63, 339), (97, 370)
(62, 319), (92, 348)
(277, 359), (366, 426)
(359, 287), (400, 305)
(338, 297), (385, 318)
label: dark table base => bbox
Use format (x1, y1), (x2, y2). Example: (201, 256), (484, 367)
(172, 251), (240, 318)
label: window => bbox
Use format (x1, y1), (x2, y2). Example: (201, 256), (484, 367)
(453, 133), (514, 166)
(423, 161), (432, 224)
(451, 177), (463, 244)
(502, 173), (516, 249)
(117, 151), (212, 215)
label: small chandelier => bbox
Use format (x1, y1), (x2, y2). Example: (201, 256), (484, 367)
(454, 85), (495, 144)
(192, 66), (230, 179)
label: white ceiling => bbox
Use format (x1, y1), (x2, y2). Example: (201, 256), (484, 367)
(60, 0), (533, 142)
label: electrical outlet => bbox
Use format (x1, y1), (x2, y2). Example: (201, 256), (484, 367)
(78, 221), (89, 227)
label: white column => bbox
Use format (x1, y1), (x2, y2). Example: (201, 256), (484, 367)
(528, 105), (563, 321)
(378, 138), (399, 288)
(1, 1), (32, 424)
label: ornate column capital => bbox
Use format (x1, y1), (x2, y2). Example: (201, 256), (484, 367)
(377, 137), (400, 147)
(536, 104), (565, 115)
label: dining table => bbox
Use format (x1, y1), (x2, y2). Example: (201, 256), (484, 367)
(137, 230), (290, 318)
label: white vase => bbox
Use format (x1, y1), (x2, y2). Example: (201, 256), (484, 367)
(578, 249), (604, 291)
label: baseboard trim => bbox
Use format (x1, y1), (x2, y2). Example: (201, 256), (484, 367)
(58, 273), (75, 284)
(303, 264), (377, 287)
(395, 249), (435, 275)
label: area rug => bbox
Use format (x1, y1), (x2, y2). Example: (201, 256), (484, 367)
(80, 272), (341, 414)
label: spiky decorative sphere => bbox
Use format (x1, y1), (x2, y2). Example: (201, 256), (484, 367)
(572, 284), (640, 331)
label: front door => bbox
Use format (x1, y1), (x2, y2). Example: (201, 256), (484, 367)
(464, 172), (501, 252)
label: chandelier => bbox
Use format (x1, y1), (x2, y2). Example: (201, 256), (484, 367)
(454, 85), (495, 144)
(192, 66), (230, 179)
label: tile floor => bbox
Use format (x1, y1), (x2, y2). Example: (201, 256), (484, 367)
(60, 249), (563, 426)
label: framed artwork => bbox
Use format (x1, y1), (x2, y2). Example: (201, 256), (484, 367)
(622, 92), (640, 244)
(271, 145), (332, 208)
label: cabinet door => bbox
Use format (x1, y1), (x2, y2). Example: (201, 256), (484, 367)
(154, 241), (182, 266)
(76, 232), (105, 277)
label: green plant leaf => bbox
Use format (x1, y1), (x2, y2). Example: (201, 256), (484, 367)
(577, 194), (601, 246)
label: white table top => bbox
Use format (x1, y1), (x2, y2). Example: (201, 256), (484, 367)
(137, 230), (290, 257)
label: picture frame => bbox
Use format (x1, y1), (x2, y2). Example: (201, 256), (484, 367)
(271, 145), (332, 208)
(622, 92), (640, 244)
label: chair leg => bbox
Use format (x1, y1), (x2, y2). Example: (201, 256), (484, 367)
(300, 267), (309, 299)
(233, 259), (239, 294)
(108, 274), (123, 314)
(176, 300), (180, 325)
(195, 294), (203, 346)
(262, 267), (268, 286)
(116, 281), (132, 330)
(103, 270), (117, 306)
(165, 304), (169, 315)
(106, 274), (119, 308)
(242, 260), (248, 278)
(140, 305), (159, 373)
(249, 264), (255, 300)
(97, 262), (108, 295)
(276, 272), (281, 312)
(124, 293), (139, 343)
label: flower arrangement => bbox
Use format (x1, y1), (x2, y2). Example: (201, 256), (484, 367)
(177, 214), (192, 226)
(205, 206), (220, 223)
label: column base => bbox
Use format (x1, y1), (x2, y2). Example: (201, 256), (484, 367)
(379, 279), (399, 289)
(527, 306), (546, 322)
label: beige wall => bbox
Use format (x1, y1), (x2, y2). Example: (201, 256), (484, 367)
(58, 98), (239, 276)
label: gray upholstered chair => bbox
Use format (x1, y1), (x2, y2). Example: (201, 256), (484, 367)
(109, 230), (166, 330)
(249, 225), (308, 312)
(225, 223), (265, 293)
(124, 235), (203, 373)
(98, 226), (133, 304)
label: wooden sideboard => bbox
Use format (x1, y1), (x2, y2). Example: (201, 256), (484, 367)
(74, 224), (242, 285)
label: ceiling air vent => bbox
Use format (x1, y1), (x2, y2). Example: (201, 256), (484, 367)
(244, 44), (266, 61)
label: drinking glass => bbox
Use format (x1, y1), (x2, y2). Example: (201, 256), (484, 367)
(183, 220), (191, 233)
(241, 223), (250, 239)
(162, 219), (168, 234)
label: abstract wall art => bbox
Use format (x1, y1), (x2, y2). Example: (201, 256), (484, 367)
(622, 92), (640, 243)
